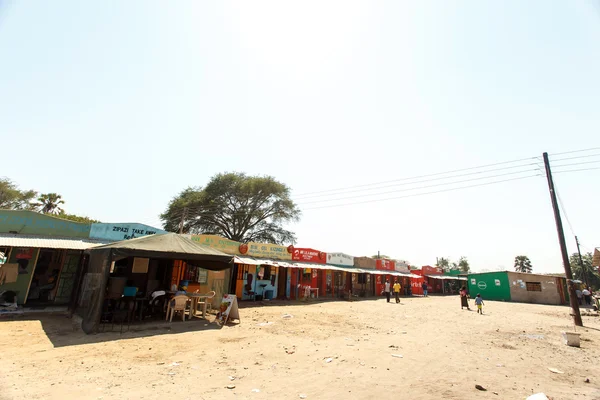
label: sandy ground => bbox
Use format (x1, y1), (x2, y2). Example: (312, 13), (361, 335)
(1, 296), (599, 400)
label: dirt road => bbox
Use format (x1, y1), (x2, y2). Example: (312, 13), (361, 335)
(1, 296), (599, 400)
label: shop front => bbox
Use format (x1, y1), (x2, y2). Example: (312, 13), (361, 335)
(375, 259), (396, 295)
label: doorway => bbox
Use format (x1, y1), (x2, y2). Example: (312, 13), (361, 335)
(277, 267), (288, 299)
(26, 249), (64, 304)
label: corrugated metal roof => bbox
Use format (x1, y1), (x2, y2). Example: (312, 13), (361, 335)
(0, 234), (107, 250)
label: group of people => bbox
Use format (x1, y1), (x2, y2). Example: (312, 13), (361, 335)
(575, 286), (594, 306)
(383, 279), (403, 303)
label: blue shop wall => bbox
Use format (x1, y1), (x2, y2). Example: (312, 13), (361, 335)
(242, 265), (278, 301)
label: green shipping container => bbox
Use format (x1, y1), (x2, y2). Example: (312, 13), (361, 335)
(467, 272), (511, 301)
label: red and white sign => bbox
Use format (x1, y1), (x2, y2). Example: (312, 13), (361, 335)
(292, 248), (326, 264)
(376, 259), (395, 271)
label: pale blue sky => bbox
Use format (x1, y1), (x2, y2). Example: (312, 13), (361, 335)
(1, 1), (599, 272)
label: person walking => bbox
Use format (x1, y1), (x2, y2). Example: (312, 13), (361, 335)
(582, 287), (592, 306)
(384, 279), (391, 303)
(459, 286), (470, 310)
(422, 281), (428, 297)
(393, 279), (401, 303)
(474, 293), (485, 314)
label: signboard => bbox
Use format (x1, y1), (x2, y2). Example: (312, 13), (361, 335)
(292, 248), (326, 264)
(354, 256), (376, 269)
(376, 259), (395, 271)
(216, 294), (240, 325)
(90, 223), (165, 242)
(327, 252), (354, 267)
(191, 234), (241, 255)
(494, 279), (501, 286)
(394, 260), (410, 272)
(477, 281), (487, 290)
(247, 242), (292, 260)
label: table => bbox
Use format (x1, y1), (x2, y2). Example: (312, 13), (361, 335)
(186, 293), (209, 320)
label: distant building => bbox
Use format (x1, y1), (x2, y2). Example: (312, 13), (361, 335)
(467, 271), (568, 305)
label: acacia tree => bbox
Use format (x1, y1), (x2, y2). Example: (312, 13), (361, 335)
(161, 172), (301, 244)
(514, 255), (533, 273)
(458, 256), (470, 273)
(0, 178), (37, 210)
(35, 193), (65, 214)
(437, 257), (450, 271)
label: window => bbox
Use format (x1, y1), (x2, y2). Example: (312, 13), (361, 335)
(357, 273), (367, 284)
(526, 282), (542, 292)
(259, 266), (272, 281)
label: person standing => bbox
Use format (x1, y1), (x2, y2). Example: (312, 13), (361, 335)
(422, 281), (428, 297)
(576, 287), (583, 305)
(393, 279), (401, 303)
(384, 279), (391, 303)
(459, 286), (470, 310)
(582, 287), (592, 306)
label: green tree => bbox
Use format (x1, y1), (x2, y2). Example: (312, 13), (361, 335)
(514, 255), (533, 273)
(0, 178), (37, 210)
(437, 257), (450, 271)
(35, 193), (65, 214)
(458, 256), (470, 273)
(161, 172), (301, 244)
(570, 252), (600, 290)
(56, 212), (100, 224)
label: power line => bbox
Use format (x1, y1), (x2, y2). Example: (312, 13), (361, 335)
(293, 156), (541, 198)
(294, 162), (540, 200)
(297, 168), (538, 205)
(549, 153), (600, 162)
(302, 174), (540, 210)
(548, 146), (600, 157)
(551, 160), (600, 169)
(553, 167), (600, 175)
(555, 189), (576, 238)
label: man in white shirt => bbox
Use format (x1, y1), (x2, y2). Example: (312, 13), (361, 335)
(384, 279), (391, 303)
(582, 287), (592, 306)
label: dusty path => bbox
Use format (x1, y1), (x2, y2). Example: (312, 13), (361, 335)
(1, 296), (599, 400)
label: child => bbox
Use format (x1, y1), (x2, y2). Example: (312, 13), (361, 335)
(474, 293), (484, 314)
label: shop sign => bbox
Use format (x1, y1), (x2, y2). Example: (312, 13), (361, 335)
(327, 252), (354, 267)
(292, 248), (326, 264)
(90, 223), (165, 242)
(247, 242), (292, 260)
(376, 259), (395, 271)
(191, 234), (241, 255)
(394, 259), (410, 272)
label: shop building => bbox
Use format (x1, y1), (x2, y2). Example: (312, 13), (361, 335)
(467, 271), (568, 305)
(0, 210), (164, 311)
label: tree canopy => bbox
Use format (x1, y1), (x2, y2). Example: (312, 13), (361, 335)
(0, 178), (36, 210)
(570, 252), (600, 290)
(457, 256), (470, 273)
(437, 257), (450, 270)
(1, 177), (100, 222)
(514, 255), (533, 273)
(160, 172), (301, 245)
(35, 193), (65, 214)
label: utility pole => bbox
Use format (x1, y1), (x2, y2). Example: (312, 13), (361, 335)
(575, 236), (588, 287)
(178, 207), (188, 234)
(543, 152), (583, 326)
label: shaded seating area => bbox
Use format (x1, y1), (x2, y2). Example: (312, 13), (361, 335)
(75, 233), (233, 334)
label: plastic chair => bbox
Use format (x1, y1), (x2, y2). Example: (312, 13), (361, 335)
(197, 291), (216, 315)
(166, 295), (188, 322)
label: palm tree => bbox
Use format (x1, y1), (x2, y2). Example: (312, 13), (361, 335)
(514, 256), (532, 273)
(35, 193), (65, 214)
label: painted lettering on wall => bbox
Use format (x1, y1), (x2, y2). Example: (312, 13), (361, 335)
(90, 223), (165, 242)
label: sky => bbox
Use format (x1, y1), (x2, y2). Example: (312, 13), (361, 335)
(1, 1), (599, 273)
